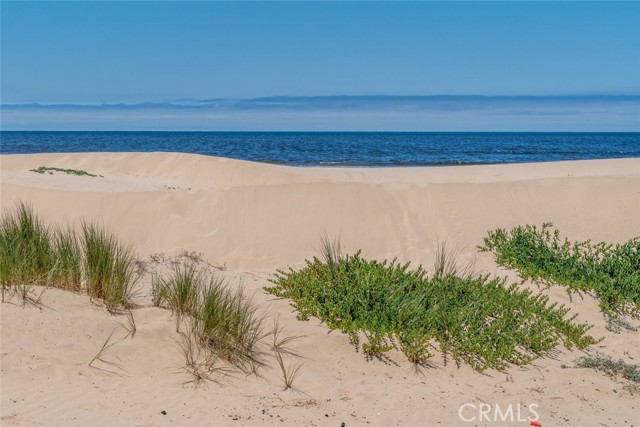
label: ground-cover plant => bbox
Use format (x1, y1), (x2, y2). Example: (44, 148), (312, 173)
(0, 202), (138, 310)
(265, 242), (598, 372)
(480, 223), (640, 319)
(30, 166), (102, 177)
(573, 354), (640, 393)
(606, 316), (638, 334)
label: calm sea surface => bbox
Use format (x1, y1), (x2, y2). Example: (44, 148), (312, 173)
(1, 131), (638, 167)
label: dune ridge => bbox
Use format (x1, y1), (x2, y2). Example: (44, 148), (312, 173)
(2, 153), (638, 270)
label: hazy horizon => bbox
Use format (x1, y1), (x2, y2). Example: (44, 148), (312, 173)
(3, 95), (639, 131)
(2, 2), (639, 131)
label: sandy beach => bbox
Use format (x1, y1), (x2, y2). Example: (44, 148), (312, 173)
(1, 152), (639, 427)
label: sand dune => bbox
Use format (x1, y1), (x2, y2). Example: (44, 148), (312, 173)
(1, 152), (639, 426)
(2, 153), (638, 270)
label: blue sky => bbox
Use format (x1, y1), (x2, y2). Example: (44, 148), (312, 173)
(2, 1), (639, 130)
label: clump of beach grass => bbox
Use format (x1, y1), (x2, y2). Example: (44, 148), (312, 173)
(50, 226), (83, 291)
(175, 321), (228, 387)
(0, 202), (54, 294)
(0, 201), (138, 310)
(265, 239), (599, 372)
(480, 223), (640, 319)
(154, 264), (278, 379)
(151, 263), (203, 316)
(193, 279), (269, 372)
(0, 203), (83, 302)
(82, 222), (139, 311)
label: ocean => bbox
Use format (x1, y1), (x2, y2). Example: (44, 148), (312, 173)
(1, 131), (639, 167)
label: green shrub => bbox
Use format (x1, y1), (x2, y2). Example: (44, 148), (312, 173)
(265, 244), (598, 371)
(480, 223), (640, 318)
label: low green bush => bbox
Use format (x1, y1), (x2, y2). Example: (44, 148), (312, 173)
(265, 242), (598, 371)
(480, 223), (640, 318)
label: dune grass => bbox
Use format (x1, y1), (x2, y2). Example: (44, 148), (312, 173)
(265, 240), (598, 372)
(153, 264), (271, 374)
(154, 263), (305, 386)
(0, 202), (138, 310)
(0, 202), (55, 292)
(194, 280), (269, 371)
(275, 351), (303, 391)
(0, 203), (83, 302)
(152, 263), (203, 316)
(51, 227), (84, 291)
(2, 202), (303, 386)
(81, 222), (139, 310)
(480, 223), (640, 319)
(176, 323), (226, 387)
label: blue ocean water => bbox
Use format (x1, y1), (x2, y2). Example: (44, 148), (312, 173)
(1, 131), (639, 167)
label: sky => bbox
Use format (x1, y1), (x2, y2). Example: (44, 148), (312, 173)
(1, 1), (639, 131)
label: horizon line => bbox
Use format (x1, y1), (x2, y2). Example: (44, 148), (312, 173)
(3, 94), (640, 108)
(3, 130), (639, 134)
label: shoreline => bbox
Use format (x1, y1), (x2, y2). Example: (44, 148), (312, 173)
(5, 150), (640, 169)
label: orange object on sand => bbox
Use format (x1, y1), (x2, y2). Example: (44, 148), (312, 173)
(530, 420), (542, 427)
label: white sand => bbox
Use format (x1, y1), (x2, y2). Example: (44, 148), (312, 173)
(1, 152), (639, 426)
